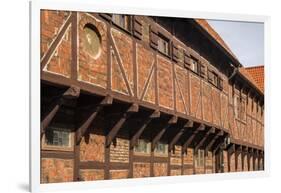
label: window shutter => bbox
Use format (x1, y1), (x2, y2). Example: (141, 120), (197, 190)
(172, 42), (179, 62)
(150, 25), (158, 50)
(207, 69), (213, 82)
(218, 77), (223, 90)
(184, 51), (191, 68)
(200, 64), (206, 78)
(99, 13), (112, 21)
(133, 16), (142, 40)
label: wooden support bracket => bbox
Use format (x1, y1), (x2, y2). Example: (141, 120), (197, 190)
(130, 110), (160, 148)
(41, 86), (80, 136)
(76, 95), (113, 144)
(106, 103), (139, 147)
(182, 124), (204, 154)
(194, 127), (215, 152)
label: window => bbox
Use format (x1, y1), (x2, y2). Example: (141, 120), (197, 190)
(195, 149), (205, 167)
(45, 126), (72, 147)
(83, 24), (102, 59)
(154, 141), (168, 155)
(134, 139), (151, 154)
(190, 57), (199, 74)
(158, 35), (170, 55)
(234, 94), (240, 119)
(112, 14), (131, 31)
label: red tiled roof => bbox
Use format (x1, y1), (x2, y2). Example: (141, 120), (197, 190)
(194, 19), (264, 94)
(195, 19), (239, 62)
(245, 65), (264, 92)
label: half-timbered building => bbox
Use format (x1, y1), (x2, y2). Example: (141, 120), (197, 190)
(40, 10), (264, 183)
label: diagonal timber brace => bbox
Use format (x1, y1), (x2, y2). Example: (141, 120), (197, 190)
(130, 110), (160, 148)
(76, 95), (113, 144)
(182, 124), (205, 154)
(41, 86), (80, 136)
(194, 127), (216, 152)
(151, 116), (178, 150)
(106, 103), (139, 147)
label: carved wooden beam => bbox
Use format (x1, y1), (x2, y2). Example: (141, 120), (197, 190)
(182, 124), (205, 154)
(41, 86), (80, 136)
(130, 110), (160, 148)
(106, 103), (139, 147)
(151, 116), (178, 150)
(76, 95), (113, 144)
(194, 127), (215, 152)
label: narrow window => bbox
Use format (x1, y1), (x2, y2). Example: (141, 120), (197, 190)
(158, 34), (170, 56)
(195, 149), (205, 167)
(112, 14), (131, 31)
(190, 57), (199, 74)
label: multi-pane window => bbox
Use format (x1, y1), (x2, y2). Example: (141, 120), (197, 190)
(45, 126), (71, 147)
(154, 141), (168, 155)
(195, 149), (205, 167)
(158, 35), (170, 55)
(134, 139), (151, 154)
(112, 14), (131, 31)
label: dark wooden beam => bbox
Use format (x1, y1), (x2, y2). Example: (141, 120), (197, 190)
(151, 116), (177, 150)
(184, 120), (194, 128)
(182, 124), (205, 154)
(76, 95), (113, 144)
(205, 130), (223, 152)
(130, 110), (160, 148)
(41, 86), (80, 136)
(212, 133), (229, 154)
(168, 127), (186, 151)
(106, 103), (139, 147)
(194, 127), (215, 152)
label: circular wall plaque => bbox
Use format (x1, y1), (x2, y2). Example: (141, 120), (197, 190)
(82, 24), (102, 59)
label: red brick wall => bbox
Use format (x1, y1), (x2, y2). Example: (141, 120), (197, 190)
(190, 75), (202, 119)
(170, 145), (182, 165)
(223, 150), (228, 172)
(80, 169), (104, 181)
(136, 43), (156, 103)
(80, 134), (105, 162)
(110, 170), (129, 179)
(78, 13), (108, 88)
(157, 56), (174, 109)
(41, 158), (73, 183)
(154, 163), (168, 177)
(205, 151), (213, 173)
(133, 163), (150, 178)
(110, 138), (129, 163)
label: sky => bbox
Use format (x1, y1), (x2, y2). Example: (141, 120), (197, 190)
(207, 19), (264, 67)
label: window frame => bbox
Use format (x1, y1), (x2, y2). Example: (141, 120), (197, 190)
(133, 139), (151, 155)
(154, 141), (168, 156)
(195, 149), (205, 168)
(190, 56), (199, 74)
(112, 14), (132, 32)
(157, 33), (170, 56)
(41, 123), (74, 151)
